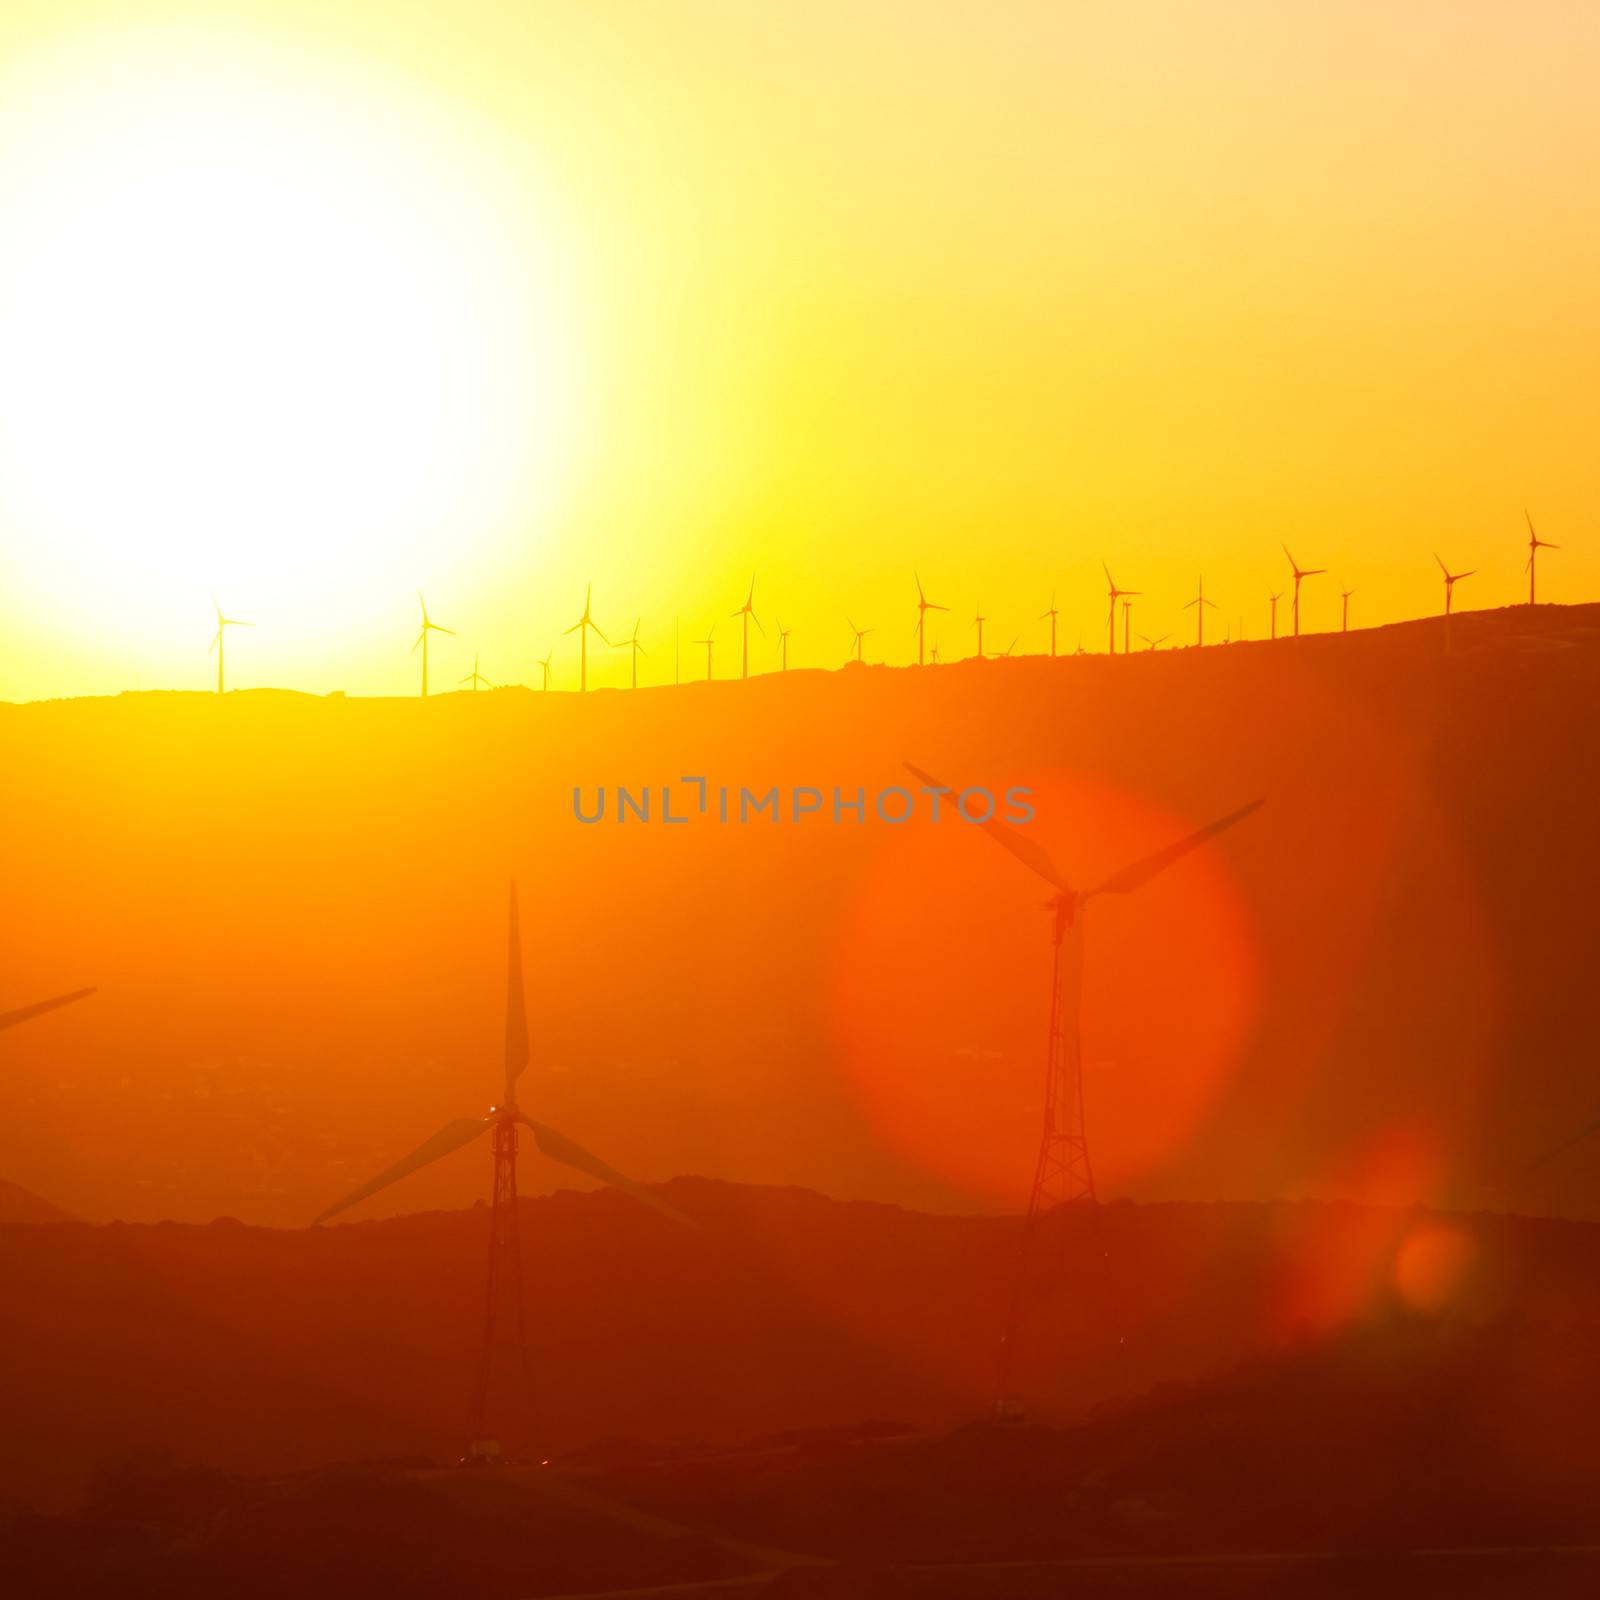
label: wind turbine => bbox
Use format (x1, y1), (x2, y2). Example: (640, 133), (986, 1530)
(313, 887), (691, 1459)
(1121, 598), (1134, 656)
(1525, 511), (1558, 605)
(615, 618), (647, 689)
(1282, 547), (1325, 639)
(732, 576), (764, 680)
(413, 593), (454, 698)
(1136, 633), (1169, 651)
(973, 604), (987, 660)
(904, 762), (1263, 1409)
(1182, 577), (1218, 648)
(695, 624), (716, 681)
(1340, 586), (1354, 634)
(460, 655), (493, 692)
(209, 600), (253, 694)
(536, 648), (555, 691)
(1435, 553), (1475, 618)
(915, 573), (948, 667)
(847, 618), (872, 664)
(776, 622), (792, 672)
(1102, 564), (1138, 655)
(1267, 587), (1283, 641)
(930, 643), (941, 664)
(1, 988), (95, 1033)
(1040, 591), (1059, 658)
(565, 584), (610, 692)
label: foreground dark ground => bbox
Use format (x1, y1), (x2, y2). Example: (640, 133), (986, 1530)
(7, 1315), (1600, 1598)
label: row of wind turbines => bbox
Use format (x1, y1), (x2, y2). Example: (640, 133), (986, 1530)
(205, 513), (1564, 694)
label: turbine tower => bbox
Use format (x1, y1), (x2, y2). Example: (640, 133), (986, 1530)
(905, 764), (1263, 1410)
(1040, 591), (1059, 658)
(313, 887), (691, 1459)
(694, 624), (716, 681)
(1183, 576), (1218, 648)
(1340, 586), (1354, 634)
(413, 593), (454, 698)
(1525, 511), (1558, 605)
(615, 618), (647, 689)
(1, 987), (95, 1033)
(732, 576), (763, 680)
(1435, 553), (1475, 618)
(776, 622), (792, 671)
(972, 604), (987, 661)
(915, 574), (948, 667)
(209, 600), (253, 695)
(1121, 598), (1134, 656)
(1102, 564), (1138, 655)
(1267, 587), (1283, 641)
(1282, 547), (1325, 639)
(565, 584), (610, 692)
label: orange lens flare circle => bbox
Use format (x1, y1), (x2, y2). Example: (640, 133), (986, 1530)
(827, 769), (1262, 1210)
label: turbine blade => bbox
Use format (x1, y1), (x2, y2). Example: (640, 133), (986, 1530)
(519, 1117), (697, 1227)
(903, 762), (1070, 892)
(505, 885), (529, 1099)
(565, 620), (584, 635)
(435, 625), (456, 636)
(313, 1116), (491, 1225)
(1528, 1110), (1600, 1172)
(1459, 570), (1476, 580)
(1435, 552), (1448, 576)
(1087, 798), (1265, 899)
(0, 987), (95, 1033)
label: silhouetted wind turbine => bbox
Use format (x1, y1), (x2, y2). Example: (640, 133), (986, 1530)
(695, 624), (716, 681)
(536, 648), (555, 691)
(1102, 564), (1138, 655)
(313, 887), (692, 1458)
(413, 593), (454, 698)
(732, 576), (764, 680)
(915, 573), (948, 667)
(1435, 553), (1474, 618)
(565, 584), (610, 692)
(1040, 591), (1059, 658)
(1267, 587), (1283, 641)
(1282, 547), (1325, 639)
(1136, 633), (1169, 651)
(1340, 586), (1354, 633)
(904, 761), (1263, 1410)
(973, 603), (987, 661)
(615, 618), (647, 689)
(777, 622), (792, 671)
(930, 643), (941, 664)
(1525, 511), (1558, 605)
(1121, 598), (1134, 655)
(0, 987), (95, 1033)
(1183, 576), (1218, 648)
(209, 600), (253, 694)
(460, 655), (493, 692)
(847, 618), (872, 664)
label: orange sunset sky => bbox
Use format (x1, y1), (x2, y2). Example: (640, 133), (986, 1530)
(0, 0), (1595, 700)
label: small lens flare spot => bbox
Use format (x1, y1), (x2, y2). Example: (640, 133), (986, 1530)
(1394, 1224), (1474, 1314)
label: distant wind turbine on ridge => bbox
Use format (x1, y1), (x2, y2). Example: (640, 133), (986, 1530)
(460, 655), (493, 692)
(1282, 547), (1325, 639)
(695, 623), (716, 681)
(847, 618), (872, 664)
(1435, 553), (1475, 618)
(732, 576), (764, 680)
(615, 618), (647, 689)
(412, 593), (454, 698)
(972, 603), (987, 661)
(1340, 586), (1354, 634)
(1183, 577), (1218, 648)
(1267, 586), (1283, 641)
(1137, 632), (1169, 651)
(1121, 598), (1134, 655)
(915, 573), (948, 667)
(1525, 511), (1558, 605)
(536, 647), (555, 691)
(210, 599), (253, 694)
(565, 584), (610, 692)
(1102, 564), (1138, 655)
(312, 887), (693, 1460)
(1040, 591), (1059, 658)
(776, 621), (792, 672)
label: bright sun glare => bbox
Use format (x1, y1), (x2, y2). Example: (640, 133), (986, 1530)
(0, 28), (579, 680)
